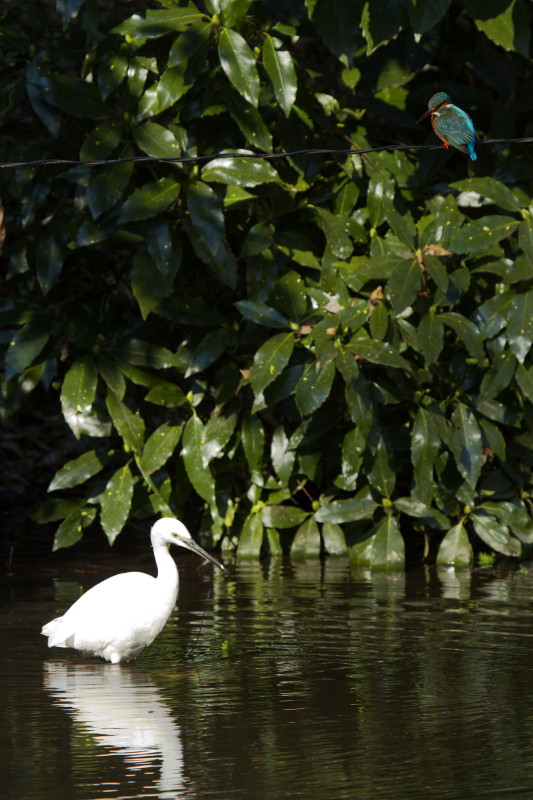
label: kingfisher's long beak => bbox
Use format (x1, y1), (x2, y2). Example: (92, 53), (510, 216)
(416, 108), (434, 124)
(178, 535), (227, 573)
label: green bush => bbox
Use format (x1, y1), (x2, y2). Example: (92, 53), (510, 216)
(1, 0), (533, 565)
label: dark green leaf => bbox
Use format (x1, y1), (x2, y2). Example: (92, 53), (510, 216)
(100, 464), (134, 544)
(49, 450), (110, 492)
(140, 422), (182, 475)
(133, 121), (183, 158)
(221, 85), (272, 151)
(112, 5), (205, 38)
(452, 402), (483, 489)
(295, 349), (336, 416)
(52, 507), (96, 552)
(242, 412), (265, 475)
(388, 259), (421, 315)
(218, 27), (259, 107)
(418, 307), (444, 364)
(347, 338), (411, 370)
(119, 178), (180, 224)
(202, 154), (280, 186)
(235, 300), (289, 328)
(410, 0), (452, 34)
(5, 314), (51, 379)
(261, 505), (309, 528)
(291, 517), (321, 558)
(321, 522), (348, 555)
(314, 497), (378, 524)
(105, 391), (145, 454)
(186, 181), (237, 288)
(411, 407), (440, 505)
(472, 512), (521, 556)
(478, 349), (517, 403)
(450, 177), (522, 212)
(262, 34), (297, 117)
(203, 408), (237, 464)
(250, 332), (295, 394)
(182, 413), (215, 504)
(438, 311), (484, 360)
(447, 216), (520, 254)
(507, 290), (533, 363)
(237, 513), (264, 558)
(61, 358), (99, 439)
(368, 432), (396, 498)
(436, 522), (473, 566)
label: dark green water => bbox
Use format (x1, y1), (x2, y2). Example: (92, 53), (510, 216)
(2, 551), (533, 800)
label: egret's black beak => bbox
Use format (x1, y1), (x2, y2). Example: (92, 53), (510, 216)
(416, 108), (434, 125)
(179, 537), (227, 573)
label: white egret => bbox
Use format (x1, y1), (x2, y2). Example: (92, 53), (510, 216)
(41, 517), (226, 664)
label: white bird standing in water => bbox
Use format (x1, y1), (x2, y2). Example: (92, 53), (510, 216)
(41, 517), (226, 664)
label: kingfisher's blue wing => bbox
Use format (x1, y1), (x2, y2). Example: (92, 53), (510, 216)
(435, 105), (477, 152)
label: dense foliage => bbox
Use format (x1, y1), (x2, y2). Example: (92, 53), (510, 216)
(1, 0), (533, 565)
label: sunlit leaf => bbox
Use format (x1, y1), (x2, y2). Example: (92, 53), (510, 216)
(100, 464), (134, 544)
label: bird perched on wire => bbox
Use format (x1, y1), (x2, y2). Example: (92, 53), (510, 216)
(417, 91), (478, 161)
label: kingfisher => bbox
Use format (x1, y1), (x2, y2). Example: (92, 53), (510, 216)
(417, 91), (477, 161)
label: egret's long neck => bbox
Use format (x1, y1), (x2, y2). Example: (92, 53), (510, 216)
(152, 538), (179, 600)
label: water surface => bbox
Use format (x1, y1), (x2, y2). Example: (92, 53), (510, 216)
(2, 551), (533, 800)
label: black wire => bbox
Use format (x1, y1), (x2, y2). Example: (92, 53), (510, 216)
(0, 138), (530, 170)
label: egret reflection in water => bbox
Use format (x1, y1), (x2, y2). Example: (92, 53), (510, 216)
(44, 662), (188, 799)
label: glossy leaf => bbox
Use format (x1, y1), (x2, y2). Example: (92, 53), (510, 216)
(218, 27), (259, 107)
(478, 350), (517, 403)
(418, 307), (444, 364)
(351, 516), (405, 568)
(221, 86), (273, 151)
(388, 259), (421, 315)
(261, 505), (309, 528)
(133, 121), (183, 158)
(262, 34), (297, 117)
(347, 338), (411, 370)
(447, 216), (520, 254)
(202, 155), (280, 186)
(100, 464), (134, 544)
(52, 507), (97, 552)
(450, 177), (522, 212)
(242, 412), (265, 474)
(295, 349), (336, 416)
(368, 433), (396, 498)
(5, 314), (51, 379)
(186, 181), (237, 288)
(182, 414), (215, 505)
(472, 513), (521, 557)
(237, 513), (264, 558)
(452, 403), (483, 489)
(411, 407), (440, 506)
(49, 450), (110, 492)
(438, 312), (484, 360)
(112, 5), (205, 38)
(119, 178), (180, 224)
(314, 497), (378, 524)
(105, 391), (145, 454)
(507, 290), (533, 363)
(321, 523), (348, 556)
(202, 408), (237, 465)
(61, 358), (99, 440)
(140, 422), (182, 475)
(250, 332), (295, 394)
(436, 522), (473, 566)
(291, 517), (321, 559)
(235, 301), (289, 328)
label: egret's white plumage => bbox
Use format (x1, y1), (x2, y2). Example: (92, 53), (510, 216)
(42, 517), (226, 664)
